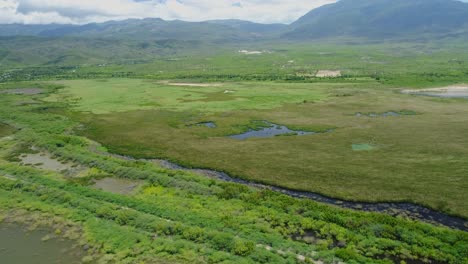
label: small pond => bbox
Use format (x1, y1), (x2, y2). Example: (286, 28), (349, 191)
(93, 178), (143, 195)
(20, 153), (74, 172)
(352, 144), (376, 151)
(194, 122), (216, 128)
(229, 122), (324, 140)
(0, 223), (82, 264)
(18, 152), (86, 177)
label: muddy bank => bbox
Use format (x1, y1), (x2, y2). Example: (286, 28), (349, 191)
(402, 85), (468, 98)
(151, 159), (467, 231)
(0, 88), (44, 95)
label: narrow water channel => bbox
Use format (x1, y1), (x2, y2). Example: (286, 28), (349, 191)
(151, 159), (468, 231)
(96, 148), (468, 231)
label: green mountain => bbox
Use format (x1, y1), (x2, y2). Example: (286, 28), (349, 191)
(1, 0), (468, 41)
(285, 0), (468, 39)
(0, 19), (283, 42)
(205, 19), (287, 34)
(1, 0), (468, 69)
(0, 24), (71, 36)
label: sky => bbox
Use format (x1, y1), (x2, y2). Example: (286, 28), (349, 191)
(1, 0), (467, 25)
(0, 0), (338, 25)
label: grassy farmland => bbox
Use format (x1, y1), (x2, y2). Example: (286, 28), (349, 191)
(47, 78), (468, 218)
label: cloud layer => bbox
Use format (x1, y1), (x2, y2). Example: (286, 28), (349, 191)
(0, 0), (337, 25)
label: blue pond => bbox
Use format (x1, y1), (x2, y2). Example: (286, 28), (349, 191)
(230, 122), (320, 140)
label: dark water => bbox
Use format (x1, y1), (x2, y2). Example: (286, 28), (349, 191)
(195, 122), (217, 128)
(229, 122), (323, 140)
(153, 159), (468, 231)
(0, 224), (81, 264)
(97, 148), (468, 231)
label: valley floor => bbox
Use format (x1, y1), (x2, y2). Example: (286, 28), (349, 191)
(0, 80), (467, 263)
(47, 78), (468, 218)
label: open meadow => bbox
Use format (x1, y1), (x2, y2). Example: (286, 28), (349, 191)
(45, 77), (468, 218)
(1, 32), (468, 263)
(2, 0), (468, 263)
(0, 79), (467, 264)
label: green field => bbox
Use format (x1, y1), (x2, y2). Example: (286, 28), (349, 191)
(1, 38), (468, 263)
(4, 41), (468, 89)
(0, 82), (467, 264)
(2, 1), (468, 262)
(46, 79), (327, 114)
(49, 78), (468, 218)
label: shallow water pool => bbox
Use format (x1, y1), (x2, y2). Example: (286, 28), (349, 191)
(0, 223), (81, 264)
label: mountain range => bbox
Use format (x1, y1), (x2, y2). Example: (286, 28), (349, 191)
(0, 0), (467, 69)
(287, 0), (468, 39)
(0, 0), (467, 41)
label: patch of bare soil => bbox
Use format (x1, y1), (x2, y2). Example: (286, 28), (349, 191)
(0, 88), (44, 95)
(238, 50), (263, 55)
(158, 81), (223, 87)
(316, 70), (342, 78)
(93, 178), (143, 195)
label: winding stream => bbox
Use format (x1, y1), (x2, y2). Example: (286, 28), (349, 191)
(96, 147), (468, 231)
(151, 160), (468, 231)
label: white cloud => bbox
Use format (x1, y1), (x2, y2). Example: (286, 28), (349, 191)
(0, 0), (337, 25)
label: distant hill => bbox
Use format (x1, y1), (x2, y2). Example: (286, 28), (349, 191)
(1, 0), (468, 69)
(205, 19), (287, 34)
(0, 19), (283, 42)
(1, 0), (468, 41)
(0, 24), (71, 37)
(285, 0), (468, 39)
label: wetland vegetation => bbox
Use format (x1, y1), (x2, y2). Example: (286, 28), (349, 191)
(60, 78), (468, 218)
(1, 0), (468, 262)
(0, 64), (467, 263)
